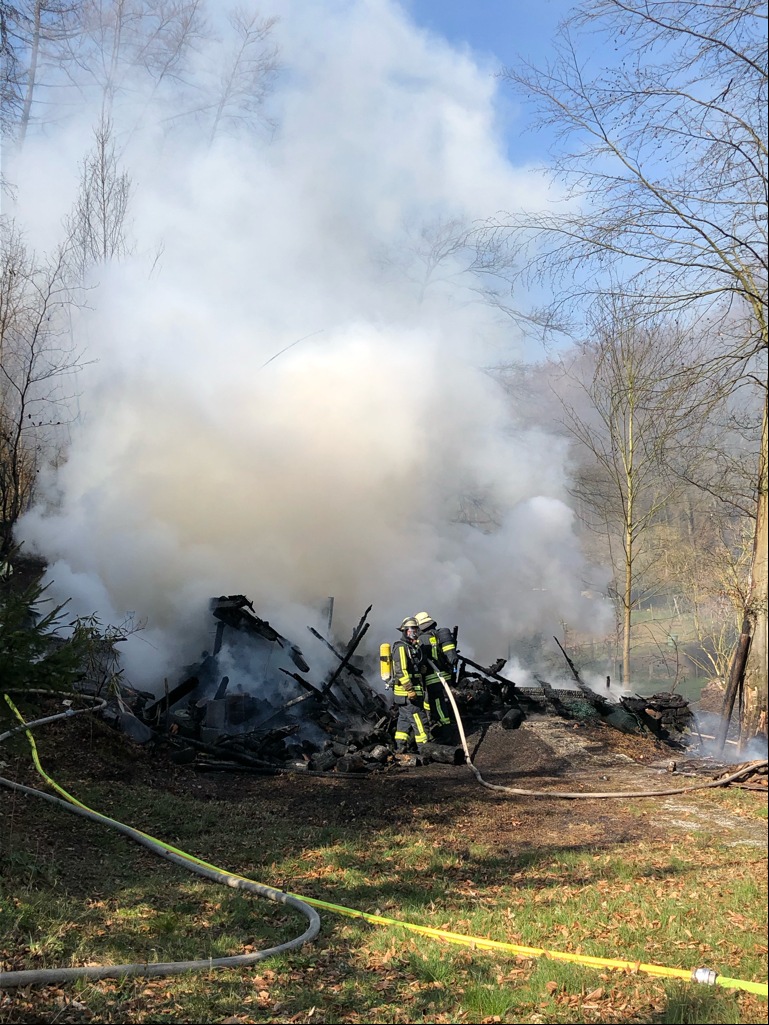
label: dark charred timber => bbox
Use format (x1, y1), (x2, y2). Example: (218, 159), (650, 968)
(552, 636), (620, 720)
(334, 753), (367, 773)
(210, 594), (310, 672)
(213, 675), (231, 701)
(451, 673), (526, 724)
(619, 692), (694, 744)
(310, 749), (339, 771)
(307, 626), (365, 677)
(142, 673), (200, 724)
(553, 636), (581, 683)
(534, 676), (578, 719)
(349, 677), (390, 720)
(329, 674), (371, 715)
(500, 707), (524, 729)
(551, 637), (689, 737)
(313, 630), (388, 715)
(243, 692), (329, 737)
(347, 604), (372, 647)
(420, 742), (464, 765)
(458, 654), (516, 689)
(552, 635), (615, 717)
(321, 622), (370, 695)
(279, 667), (324, 696)
(171, 734), (288, 770)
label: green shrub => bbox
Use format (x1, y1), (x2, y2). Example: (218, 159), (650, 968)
(0, 570), (90, 694)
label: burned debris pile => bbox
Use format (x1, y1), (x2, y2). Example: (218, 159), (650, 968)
(108, 598), (697, 774)
(618, 691), (694, 743)
(120, 596), (401, 774)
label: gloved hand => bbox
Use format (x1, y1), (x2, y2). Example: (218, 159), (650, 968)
(407, 690), (418, 702)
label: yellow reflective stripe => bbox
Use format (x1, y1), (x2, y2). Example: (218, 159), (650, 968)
(412, 711), (429, 744)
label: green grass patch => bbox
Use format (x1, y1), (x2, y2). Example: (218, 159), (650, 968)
(1, 724), (766, 1024)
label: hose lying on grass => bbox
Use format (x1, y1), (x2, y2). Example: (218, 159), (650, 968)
(0, 695), (320, 988)
(1, 693), (767, 997)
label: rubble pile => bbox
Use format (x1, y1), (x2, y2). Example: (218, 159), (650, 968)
(107, 595), (697, 774)
(619, 691), (695, 743)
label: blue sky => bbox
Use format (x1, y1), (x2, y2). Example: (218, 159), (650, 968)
(405, 0), (573, 65)
(403, 0), (576, 161)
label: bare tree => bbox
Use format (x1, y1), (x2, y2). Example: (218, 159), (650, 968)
(1, 2), (22, 134)
(4, 2), (280, 147)
(374, 215), (540, 336)
(556, 298), (720, 690)
(64, 114), (132, 279)
(0, 221), (85, 555)
(667, 503), (754, 685)
(72, 0), (206, 121)
(2, 0), (207, 139)
(14, 2), (82, 145)
(200, 6), (278, 145)
(489, 0), (767, 746)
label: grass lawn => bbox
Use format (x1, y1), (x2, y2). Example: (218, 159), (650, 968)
(1, 697), (766, 1024)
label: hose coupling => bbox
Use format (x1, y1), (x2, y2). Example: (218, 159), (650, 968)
(691, 966), (718, 986)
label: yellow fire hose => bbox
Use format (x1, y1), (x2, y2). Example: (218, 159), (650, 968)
(1, 696), (766, 997)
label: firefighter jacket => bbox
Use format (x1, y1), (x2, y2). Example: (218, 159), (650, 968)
(419, 625), (458, 687)
(391, 638), (425, 700)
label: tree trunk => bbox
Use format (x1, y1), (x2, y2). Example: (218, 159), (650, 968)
(738, 401), (768, 753)
(623, 551), (632, 692)
(623, 462), (634, 693)
(716, 622), (751, 754)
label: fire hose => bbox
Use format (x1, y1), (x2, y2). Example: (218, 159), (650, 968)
(1, 693), (766, 997)
(0, 694), (320, 987)
(430, 662), (768, 800)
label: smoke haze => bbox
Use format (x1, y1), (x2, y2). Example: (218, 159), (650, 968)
(8, 0), (611, 690)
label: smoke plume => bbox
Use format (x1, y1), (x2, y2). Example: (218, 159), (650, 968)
(10, 0), (611, 690)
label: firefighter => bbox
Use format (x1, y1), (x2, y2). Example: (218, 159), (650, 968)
(391, 617), (430, 755)
(413, 611), (457, 739)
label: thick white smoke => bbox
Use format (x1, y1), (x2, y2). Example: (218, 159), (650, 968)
(11, 0), (611, 690)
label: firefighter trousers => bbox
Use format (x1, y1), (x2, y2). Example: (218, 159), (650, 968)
(393, 697), (430, 750)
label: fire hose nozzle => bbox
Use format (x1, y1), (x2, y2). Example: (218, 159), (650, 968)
(691, 967), (718, 986)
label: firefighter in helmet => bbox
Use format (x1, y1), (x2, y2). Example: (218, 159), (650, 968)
(413, 611), (457, 740)
(391, 617), (430, 754)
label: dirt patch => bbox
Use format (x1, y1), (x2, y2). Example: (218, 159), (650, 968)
(2, 707), (766, 861)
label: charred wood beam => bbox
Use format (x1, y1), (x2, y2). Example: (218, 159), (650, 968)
(213, 620), (226, 656)
(213, 675), (230, 701)
(347, 605), (372, 648)
(211, 595), (280, 638)
(553, 636), (581, 684)
(142, 674), (199, 722)
(331, 662), (387, 717)
(329, 674), (371, 714)
(458, 654), (516, 689)
(247, 691), (319, 731)
(218, 724), (302, 751)
(420, 741), (464, 765)
(307, 626), (364, 677)
(210, 596), (310, 672)
(169, 734), (285, 769)
(534, 675), (577, 719)
(322, 622), (370, 696)
(279, 667), (322, 695)
(552, 636), (616, 716)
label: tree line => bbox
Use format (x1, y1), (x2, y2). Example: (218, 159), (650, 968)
(1, 1), (766, 750)
(484, 0), (766, 751)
